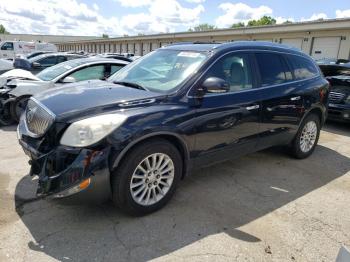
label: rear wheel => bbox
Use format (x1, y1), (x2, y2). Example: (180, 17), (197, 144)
(290, 114), (320, 159)
(10, 96), (30, 122)
(111, 139), (183, 216)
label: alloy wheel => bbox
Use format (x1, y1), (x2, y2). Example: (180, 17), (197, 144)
(130, 153), (175, 206)
(299, 120), (317, 153)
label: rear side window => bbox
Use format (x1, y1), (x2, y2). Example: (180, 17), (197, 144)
(255, 53), (291, 87)
(288, 55), (319, 80)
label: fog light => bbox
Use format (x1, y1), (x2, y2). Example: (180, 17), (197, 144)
(343, 113), (350, 119)
(53, 178), (91, 198)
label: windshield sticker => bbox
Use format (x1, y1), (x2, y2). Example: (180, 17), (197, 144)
(177, 52), (201, 58)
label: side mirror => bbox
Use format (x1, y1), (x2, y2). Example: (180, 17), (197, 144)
(201, 77), (230, 94)
(32, 62), (41, 68)
(62, 76), (76, 83)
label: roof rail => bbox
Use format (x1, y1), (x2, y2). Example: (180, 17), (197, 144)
(165, 41), (220, 46)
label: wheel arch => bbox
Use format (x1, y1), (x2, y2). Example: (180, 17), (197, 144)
(110, 132), (190, 180)
(305, 106), (325, 125)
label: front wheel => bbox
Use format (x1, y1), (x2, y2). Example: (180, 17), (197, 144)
(111, 139), (183, 216)
(290, 114), (320, 159)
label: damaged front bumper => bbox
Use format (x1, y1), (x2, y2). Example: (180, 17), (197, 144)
(19, 138), (112, 202)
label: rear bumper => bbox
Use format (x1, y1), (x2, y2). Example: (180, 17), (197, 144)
(328, 103), (350, 123)
(18, 139), (112, 203)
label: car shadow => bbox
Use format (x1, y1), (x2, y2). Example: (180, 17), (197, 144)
(0, 124), (17, 132)
(324, 121), (350, 137)
(14, 145), (350, 261)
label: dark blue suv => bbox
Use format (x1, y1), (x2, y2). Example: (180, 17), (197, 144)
(17, 42), (329, 215)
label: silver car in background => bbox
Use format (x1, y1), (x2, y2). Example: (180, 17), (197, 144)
(0, 57), (129, 125)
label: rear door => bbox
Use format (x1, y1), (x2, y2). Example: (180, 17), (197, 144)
(253, 52), (316, 149)
(193, 52), (261, 166)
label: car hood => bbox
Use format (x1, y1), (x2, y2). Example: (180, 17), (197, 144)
(0, 69), (40, 87)
(34, 80), (164, 120)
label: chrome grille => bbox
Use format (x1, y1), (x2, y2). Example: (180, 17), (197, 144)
(25, 99), (54, 137)
(329, 92), (346, 103)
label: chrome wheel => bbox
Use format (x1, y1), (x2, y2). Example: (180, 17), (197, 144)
(130, 153), (175, 206)
(299, 120), (317, 153)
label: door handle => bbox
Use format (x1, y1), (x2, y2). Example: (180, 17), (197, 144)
(246, 105), (260, 110)
(290, 96), (301, 101)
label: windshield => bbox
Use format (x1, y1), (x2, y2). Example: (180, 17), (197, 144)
(108, 49), (208, 93)
(36, 59), (88, 81)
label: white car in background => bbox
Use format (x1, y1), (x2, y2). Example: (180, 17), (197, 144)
(0, 59), (14, 75)
(0, 41), (57, 60)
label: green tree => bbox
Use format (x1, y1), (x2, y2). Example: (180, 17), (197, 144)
(188, 23), (217, 32)
(0, 24), (10, 34)
(102, 34), (109, 38)
(231, 22), (245, 28)
(247, 16), (276, 26)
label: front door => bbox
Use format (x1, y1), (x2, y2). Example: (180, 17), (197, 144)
(192, 52), (261, 166)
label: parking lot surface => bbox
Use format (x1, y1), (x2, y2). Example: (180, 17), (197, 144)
(0, 122), (349, 262)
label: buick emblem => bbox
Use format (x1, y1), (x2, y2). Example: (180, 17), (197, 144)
(26, 106), (37, 124)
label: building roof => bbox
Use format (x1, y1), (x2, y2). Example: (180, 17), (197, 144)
(54, 18), (350, 44)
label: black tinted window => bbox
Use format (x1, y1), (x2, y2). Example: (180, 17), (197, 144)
(288, 55), (318, 80)
(1, 42), (14, 50)
(38, 56), (57, 66)
(256, 53), (290, 86)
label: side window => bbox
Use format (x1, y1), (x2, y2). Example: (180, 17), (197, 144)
(288, 55), (319, 80)
(1, 42), (14, 50)
(111, 64), (124, 75)
(204, 53), (253, 93)
(56, 56), (67, 63)
(68, 65), (105, 82)
(255, 53), (290, 86)
(67, 55), (81, 61)
(38, 56), (57, 66)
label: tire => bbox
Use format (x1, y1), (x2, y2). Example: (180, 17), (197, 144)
(10, 96), (30, 123)
(111, 139), (183, 216)
(290, 113), (320, 159)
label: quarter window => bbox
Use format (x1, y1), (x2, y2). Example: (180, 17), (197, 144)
(68, 65), (105, 81)
(204, 53), (253, 93)
(288, 55), (319, 80)
(111, 65), (124, 75)
(255, 53), (291, 86)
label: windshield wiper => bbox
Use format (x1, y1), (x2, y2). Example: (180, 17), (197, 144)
(113, 81), (148, 91)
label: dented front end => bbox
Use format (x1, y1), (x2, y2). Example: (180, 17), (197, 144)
(17, 112), (112, 202)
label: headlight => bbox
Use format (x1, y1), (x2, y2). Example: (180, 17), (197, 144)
(60, 113), (127, 147)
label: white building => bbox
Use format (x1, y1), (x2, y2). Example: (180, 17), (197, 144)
(55, 18), (350, 60)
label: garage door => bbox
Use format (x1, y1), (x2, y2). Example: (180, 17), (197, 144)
(281, 38), (303, 49)
(311, 37), (341, 60)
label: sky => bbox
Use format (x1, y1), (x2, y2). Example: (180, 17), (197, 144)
(0, 0), (349, 37)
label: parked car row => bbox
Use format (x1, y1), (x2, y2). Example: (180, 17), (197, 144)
(0, 57), (129, 125)
(318, 61), (350, 123)
(15, 41), (330, 215)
